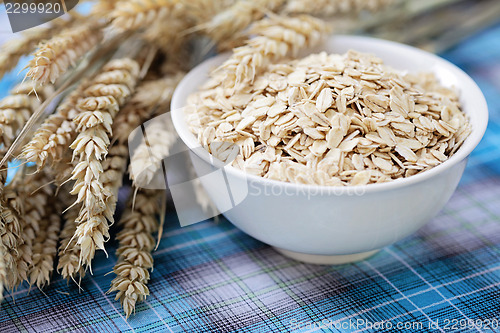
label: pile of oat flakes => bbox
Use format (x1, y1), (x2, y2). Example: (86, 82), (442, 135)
(187, 51), (471, 186)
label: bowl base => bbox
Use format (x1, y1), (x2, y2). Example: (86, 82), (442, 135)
(273, 247), (379, 265)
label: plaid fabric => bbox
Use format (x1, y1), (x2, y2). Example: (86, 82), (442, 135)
(1, 15), (500, 333)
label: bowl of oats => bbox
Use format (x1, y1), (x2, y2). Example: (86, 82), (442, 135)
(171, 35), (488, 265)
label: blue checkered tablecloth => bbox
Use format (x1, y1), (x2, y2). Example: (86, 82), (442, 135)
(0, 17), (499, 333)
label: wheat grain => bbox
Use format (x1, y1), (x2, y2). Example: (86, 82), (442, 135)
(109, 0), (180, 33)
(21, 80), (90, 169)
(25, 23), (102, 85)
(108, 189), (162, 318)
(213, 14), (330, 90)
(69, 58), (139, 267)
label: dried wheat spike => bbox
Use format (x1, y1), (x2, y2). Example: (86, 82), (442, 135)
(113, 73), (185, 144)
(21, 80), (90, 169)
(108, 189), (162, 319)
(0, 188), (26, 289)
(57, 204), (85, 282)
(59, 122), (131, 281)
(214, 14), (330, 90)
(28, 200), (61, 289)
(25, 23), (102, 85)
(14, 171), (54, 288)
(101, 144), (129, 224)
(109, 0), (179, 33)
(0, 16), (76, 80)
(202, 0), (285, 43)
(91, 0), (121, 17)
(70, 58), (140, 267)
(143, 19), (192, 57)
(283, 0), (396, 16)
(0, 27), (52, 80)
(179, 0), (233, 24)
(129, 118), (177, 188)
(0, 244), (6, 301)
(0, 81), (54, 147)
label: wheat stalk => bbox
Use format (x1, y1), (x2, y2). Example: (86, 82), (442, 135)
(25, 23), (103, 85)
(213, 14), (331, 90)
(109, 0), (179, 33)
(108, 189), (162, 318)
(69, 58), (140, 267)
(21, 80), (91, 169)
(0, 81), (54, 148)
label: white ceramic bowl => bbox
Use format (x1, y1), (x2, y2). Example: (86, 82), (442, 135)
(171, 36), (488, 265)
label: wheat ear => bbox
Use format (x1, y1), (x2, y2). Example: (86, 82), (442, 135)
(0, 81), (54, 147)
(13, 171), (55, 288)
(283, 0), (396, 16)
(109, 0), (179, 33)
(0, 244), (6, 301)
(0, 16), (76, 80)
(129, 117), (177, 188)
(57, 204), (85, 282)
(91, 0), (121, 17)
(103, 74), (184, 219)
(179, 0), (233, 24)
(70, 58), (140, 267)
(202, 0), (285, 43)
(214, 14), (330, 90)
(113, 73), (185, 144)
(108, 189), (163, 319)
(0, 27), (53, 80)
(0, 188), (26, 289)
(25, 23), (102, 85)
(21, 80), (91, 169)
(28, 199), (61, 289)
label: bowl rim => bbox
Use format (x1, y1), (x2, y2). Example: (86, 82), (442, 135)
(171, 35), (489, 194)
